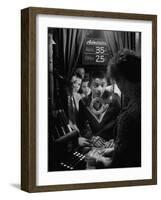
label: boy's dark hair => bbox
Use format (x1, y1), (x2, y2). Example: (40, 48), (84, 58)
(89, 71), (107, 83)
(108, 49), (141, 83)
(82, 75), (89, 83)
(82, 78), (89, 84)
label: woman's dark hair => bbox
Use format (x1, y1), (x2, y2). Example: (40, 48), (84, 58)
(108, 49), (141, 83)
(74, 72), (83, 80)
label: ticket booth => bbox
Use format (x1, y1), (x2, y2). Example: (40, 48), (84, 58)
(48, 28), (141, 171)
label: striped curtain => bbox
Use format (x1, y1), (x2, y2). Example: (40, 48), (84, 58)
(103, 31), (141, 55)
(57, 28), (87, 80)
(48, 28), (87, 111)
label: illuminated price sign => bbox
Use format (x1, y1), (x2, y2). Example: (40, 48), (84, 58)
(82, 38), (112, 65)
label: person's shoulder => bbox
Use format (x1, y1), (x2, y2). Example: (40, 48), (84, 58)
(80, 93), (91, 107)
(129, 103), (141, 120)
(111, 93), (120, 102)
(119, 103), (140, 124)
(74, 92), (81, 100)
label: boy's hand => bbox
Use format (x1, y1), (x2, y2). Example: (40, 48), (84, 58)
(78, 137), (91, 147)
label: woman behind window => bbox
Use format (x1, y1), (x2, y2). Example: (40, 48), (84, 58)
(98, 49), (141, 168)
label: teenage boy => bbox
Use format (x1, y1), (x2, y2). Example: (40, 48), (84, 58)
(78, 71), (121, 141)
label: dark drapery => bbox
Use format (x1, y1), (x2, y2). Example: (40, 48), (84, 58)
(48, 28), (87, 111)
(55, 28), (87, 81)
(103, 31), (141, 55)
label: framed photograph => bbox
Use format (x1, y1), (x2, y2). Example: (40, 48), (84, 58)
(21, 7), (157, 192)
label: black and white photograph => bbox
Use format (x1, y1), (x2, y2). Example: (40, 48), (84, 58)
(48, 28), (141, 172)
(21, 7), (157, 192)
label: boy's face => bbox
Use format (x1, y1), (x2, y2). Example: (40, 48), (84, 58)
(81, 81), (90, 95)
(90, 78), (107, 97)
(76, 68), (85, 79)
(79, 68), (85, 78)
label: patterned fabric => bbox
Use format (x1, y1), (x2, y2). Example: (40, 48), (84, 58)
(77, 90), (121, 140)
(87, 97), (109, 123)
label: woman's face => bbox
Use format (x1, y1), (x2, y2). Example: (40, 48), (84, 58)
(81, 81), (90, 95)
(77, 68), (85, 79)
(72, 77), (82, 92)
(90, 78), (107, 97)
